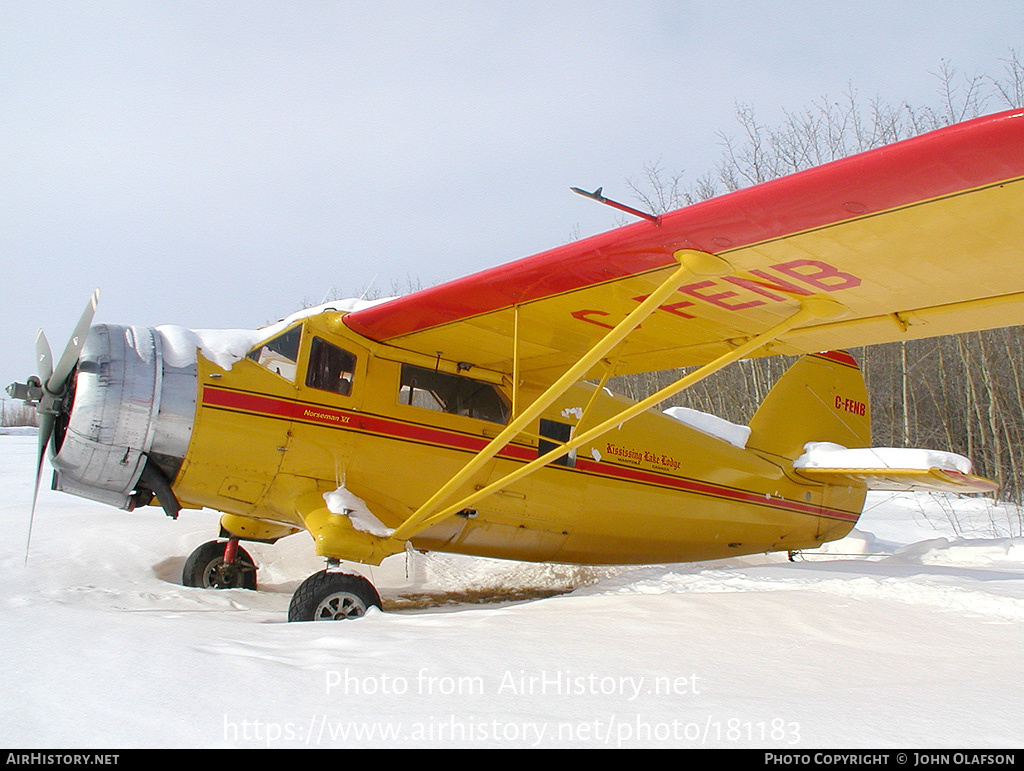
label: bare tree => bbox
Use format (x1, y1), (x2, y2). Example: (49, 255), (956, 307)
(621, 50), (1024, 517)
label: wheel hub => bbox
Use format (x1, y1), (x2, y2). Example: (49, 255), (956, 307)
(203, 559), (248, 589)
(314, 591), (369, 620)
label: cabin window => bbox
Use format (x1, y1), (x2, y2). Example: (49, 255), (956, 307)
(306, 337), (357, 396)
(247, 326), (301, 381)
(399, 364), (509, 424)
(538, 418), (576, 467)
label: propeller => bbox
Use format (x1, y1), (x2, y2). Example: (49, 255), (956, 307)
(35, 329), (53, 386)
(6, 289), (100, 564)
(48, 289), (99, 393)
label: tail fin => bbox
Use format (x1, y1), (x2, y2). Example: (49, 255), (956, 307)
(747, 351), (871, 461)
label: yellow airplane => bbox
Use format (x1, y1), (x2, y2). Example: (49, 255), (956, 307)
(9, 109), (1024, 621)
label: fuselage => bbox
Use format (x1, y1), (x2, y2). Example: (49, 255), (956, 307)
(169, 311), (864, 565)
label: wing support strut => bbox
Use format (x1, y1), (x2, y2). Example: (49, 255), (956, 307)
(384, 295), (845, 545)
(387, 249), (727, 543)
(384, 283), (846, 549)
(574, 350), (621, 437)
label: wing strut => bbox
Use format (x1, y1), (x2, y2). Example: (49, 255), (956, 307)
(384, 289), (846, 547)
(574, 350), (622, 436)
(387, 249), (728, 543)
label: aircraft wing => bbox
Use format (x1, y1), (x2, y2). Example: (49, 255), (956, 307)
(344, 109), (1024, 384)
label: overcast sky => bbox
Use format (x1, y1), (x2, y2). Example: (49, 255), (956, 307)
(1, 1), (1022, 392)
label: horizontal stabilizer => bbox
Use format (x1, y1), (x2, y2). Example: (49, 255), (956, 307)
(794, 467), (998, 494)
(793, 442), (997, 493)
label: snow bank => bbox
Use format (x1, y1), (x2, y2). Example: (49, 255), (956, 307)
(814, 527), (885, 556)
(895, 536), (1024, 565)
(3, 435), (1024, 748)
(662, 406), (750, 448)
(0, 426), (38, 436)
(793, 441), (973, 473)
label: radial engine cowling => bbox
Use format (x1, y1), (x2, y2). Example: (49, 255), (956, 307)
(51, 324), (197, 516)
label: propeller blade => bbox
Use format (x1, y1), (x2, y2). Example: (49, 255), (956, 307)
(47, 289), (99, 393)
(34, 329), (53, 385)
(25, 412), (55, 565)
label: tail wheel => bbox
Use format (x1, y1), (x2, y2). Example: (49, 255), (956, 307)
(288, 571), (381, 621)
(182, 540), (257, 590)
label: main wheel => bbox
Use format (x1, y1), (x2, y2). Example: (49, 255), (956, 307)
(182, 540), (257, 590)
(288, 571), (382, 621)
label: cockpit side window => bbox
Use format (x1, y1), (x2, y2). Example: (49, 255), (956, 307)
(247, 326), (302, 381)
(306, 337), (357, 396)
(398, 364), (509, 424)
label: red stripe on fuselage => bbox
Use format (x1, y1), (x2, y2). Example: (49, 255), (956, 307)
(201, 386), (858, 522)
(574, 458), (856, 522)
(201, 386), (534, 460)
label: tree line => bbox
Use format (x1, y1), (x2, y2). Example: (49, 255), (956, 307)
(615, 50), (1024, 509)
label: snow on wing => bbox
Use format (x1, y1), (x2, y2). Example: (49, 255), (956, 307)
(343, 110), (1024, 383)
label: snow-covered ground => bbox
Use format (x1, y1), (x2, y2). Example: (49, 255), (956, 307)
(1, 431), (1022, 748)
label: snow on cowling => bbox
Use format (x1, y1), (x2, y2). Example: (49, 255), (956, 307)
(155, 296), (396, 371)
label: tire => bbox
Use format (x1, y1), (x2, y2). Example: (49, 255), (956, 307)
(288, 571), (382, 621)
(181, 540), (257, 590)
